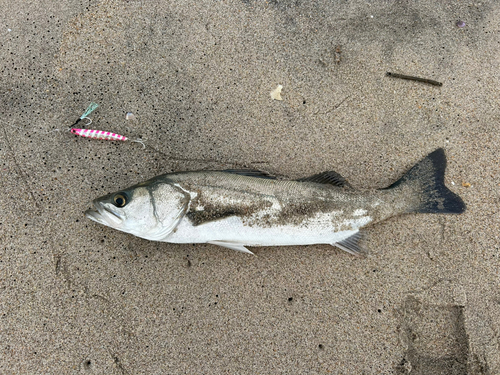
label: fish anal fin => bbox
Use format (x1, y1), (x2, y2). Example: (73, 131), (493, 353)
(333, 231), (366, 256)
(297, 171), (352, 188)
(207, 241), (255, 255)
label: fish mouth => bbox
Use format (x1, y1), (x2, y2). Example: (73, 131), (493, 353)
(85, 201), (123, 227)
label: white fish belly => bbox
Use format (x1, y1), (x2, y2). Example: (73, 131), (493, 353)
(165, 213), (372, 246)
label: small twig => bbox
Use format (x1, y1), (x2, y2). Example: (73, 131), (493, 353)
(386, 72), (443, 86)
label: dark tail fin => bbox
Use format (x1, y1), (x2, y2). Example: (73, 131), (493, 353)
(385, 149), (466, 214)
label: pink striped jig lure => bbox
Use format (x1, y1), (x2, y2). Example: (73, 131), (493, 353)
(71, 128), (127, 141)
(71, 128), (145, 148)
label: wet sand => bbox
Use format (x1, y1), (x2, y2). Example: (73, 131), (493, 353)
(1, 0), (499, 373)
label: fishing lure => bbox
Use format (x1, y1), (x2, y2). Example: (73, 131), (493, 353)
(69, 102), (145, 148)
(71, 128), (128, 141)
(70, 128), (145, 148)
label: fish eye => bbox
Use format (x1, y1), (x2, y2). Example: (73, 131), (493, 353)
(113, 193), (128, 207)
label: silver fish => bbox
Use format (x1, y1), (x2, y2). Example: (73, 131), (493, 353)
(85, 149), (465, 255)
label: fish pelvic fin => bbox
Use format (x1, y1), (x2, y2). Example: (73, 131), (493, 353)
(384, 148), (466, 214)
(207, 241), (255, 255)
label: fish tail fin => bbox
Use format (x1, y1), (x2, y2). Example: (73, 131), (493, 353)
(385, 149), (466, 214)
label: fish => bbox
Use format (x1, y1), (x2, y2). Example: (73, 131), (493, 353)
(85, 148), (466, 255)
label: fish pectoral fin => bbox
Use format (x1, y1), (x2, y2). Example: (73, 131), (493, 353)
(333, 231), (366, 256)
(207, 241), (255, 255)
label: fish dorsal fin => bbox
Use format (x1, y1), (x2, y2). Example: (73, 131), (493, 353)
(297, 171), (352, 188)
(208, 241), (255, 255)
(223, 169), (276, 179)
(333, 231), (366, 256)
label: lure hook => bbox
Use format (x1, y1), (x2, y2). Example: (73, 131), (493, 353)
(82, 117), (92, 126)
(131, 139), (146, 149)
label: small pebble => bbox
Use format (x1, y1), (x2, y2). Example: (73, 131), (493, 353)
(125, 112), (135, 120)
(456, 20), (466, 28)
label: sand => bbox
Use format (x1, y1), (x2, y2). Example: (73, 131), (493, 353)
(1, 0), (499, 373)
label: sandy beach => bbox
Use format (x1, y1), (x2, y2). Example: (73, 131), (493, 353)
(1, 0), (499, 373)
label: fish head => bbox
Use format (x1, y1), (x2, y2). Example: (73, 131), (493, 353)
(85, 181), (190, 241)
